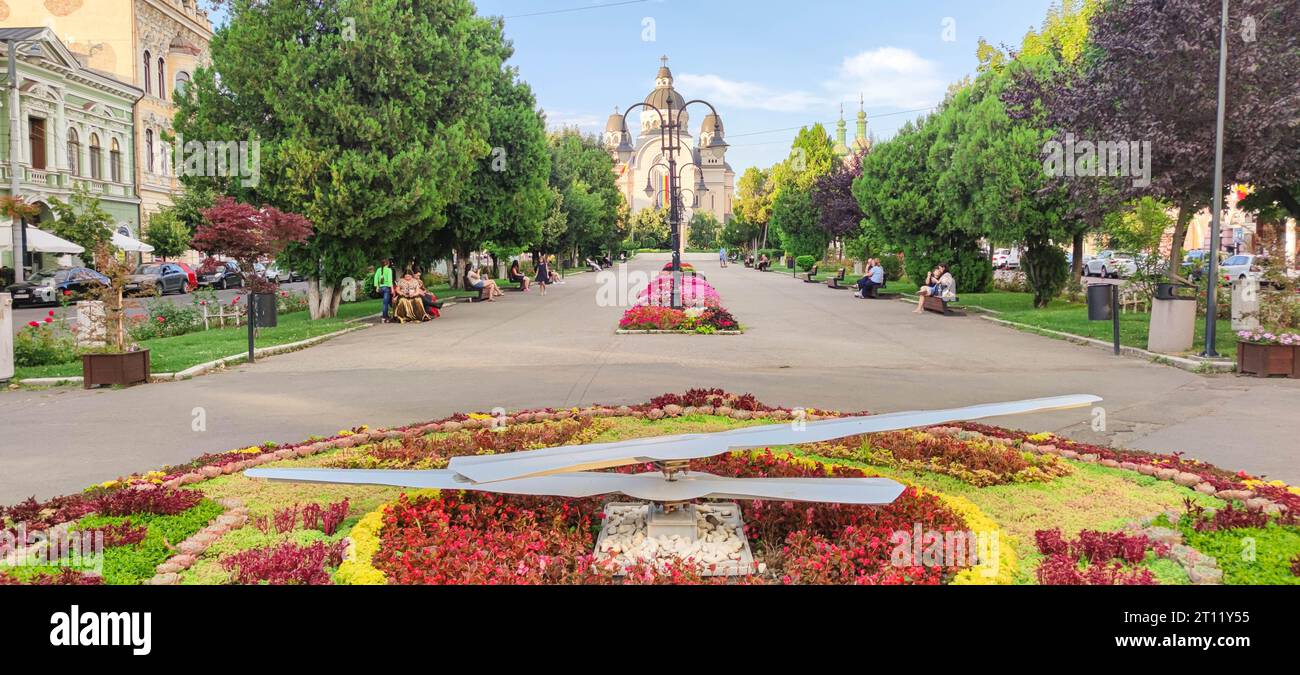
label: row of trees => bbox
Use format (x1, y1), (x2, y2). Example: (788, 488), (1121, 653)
(169, 0), (624, 317)
(731, 0), (1299, 309)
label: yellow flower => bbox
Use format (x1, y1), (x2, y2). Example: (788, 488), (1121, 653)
(1027, 432), (1054, 442)
(467, 413), (493, 421)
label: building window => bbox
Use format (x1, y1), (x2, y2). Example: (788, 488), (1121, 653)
(157, 58), (166, 101)
(110, 139), (122, 183)
(28, 117), (47, 170)
(89, 134), (102, 180)
(145, 129), (154, 173)
(143, 51), (152, 95)
(67, 128), (81, 176)
(174, 71), (191, 98)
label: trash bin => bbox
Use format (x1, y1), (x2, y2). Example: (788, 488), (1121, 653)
(1086, 283), (1113, 321)
(1155, 282), (1195, 300)
(252, 293), (278, 328)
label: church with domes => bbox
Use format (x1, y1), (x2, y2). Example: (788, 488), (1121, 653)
(602, 57), (734, 233)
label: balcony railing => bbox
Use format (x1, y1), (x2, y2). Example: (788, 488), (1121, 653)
(0, 162), (135, 199)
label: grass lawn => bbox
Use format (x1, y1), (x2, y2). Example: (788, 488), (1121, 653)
(16, 299), (383, 381)
(891, 280), (1235, 356)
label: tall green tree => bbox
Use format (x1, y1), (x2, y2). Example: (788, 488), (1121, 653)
(434, 65), (551, 286)
(687, 212), (721, 249)
(542, 129), (622, 263)
(48, 188), (113, 261)
(143, 208), (192, 260)
(173, 0), (508, 317)
(769, 124), (837, 258)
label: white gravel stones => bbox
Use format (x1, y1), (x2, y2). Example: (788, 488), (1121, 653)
(595, 502), (756, 576)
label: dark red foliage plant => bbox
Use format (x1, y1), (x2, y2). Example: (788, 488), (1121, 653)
(220, 540), (348, 585)
(93, 488), (202, 517)
(1033, 529), (1159, 585)
(0, 568), (104, 586)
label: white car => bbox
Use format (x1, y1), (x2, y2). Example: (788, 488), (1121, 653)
(265, 263), (292, 284)
(992, 248), (1021, 270)
(1218, 254), (1261, 283)
(1084, 250), (1135, 278)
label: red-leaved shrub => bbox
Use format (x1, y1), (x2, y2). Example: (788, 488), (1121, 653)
(93, 488), (202, 517)
(220, 540), (348, 585)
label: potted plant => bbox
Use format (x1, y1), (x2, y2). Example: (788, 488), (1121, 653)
(192, 197), (313, 329)
(1236, 330), (1299, 378)
(45, 191), (151, 388)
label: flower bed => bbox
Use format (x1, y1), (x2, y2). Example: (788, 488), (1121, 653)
(3, 390), (1297, 585)
(619, 276), (741, 333)
(372, 452), (976, 585)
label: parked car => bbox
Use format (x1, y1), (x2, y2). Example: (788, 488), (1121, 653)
(992, 248), (1021, 270)
(1218, 254), (1262, 283)
(4, 267), (109, 307)
(1084, 250), (1135, 278)
(199, 261), (244, 289)
(172, 261), (198, 291)
(265, 262), (292, 284)
(127, 262), (191, 296)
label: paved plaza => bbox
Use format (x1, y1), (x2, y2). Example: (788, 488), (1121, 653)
(2, 252), (1297, 502)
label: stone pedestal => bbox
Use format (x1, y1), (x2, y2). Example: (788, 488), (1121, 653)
(1231, 277), (1260, 331)
(1148, 298), (1196, 354)
(76, 301), (107, 348)
(1, 293), (13, 382)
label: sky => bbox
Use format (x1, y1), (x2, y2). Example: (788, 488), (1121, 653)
(473, 0), (1059, 175)
(207, 0), (1060, 176)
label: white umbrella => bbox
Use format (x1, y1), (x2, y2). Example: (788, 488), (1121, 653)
(111, 230), (153, 253)
(23, 227), (84, 254)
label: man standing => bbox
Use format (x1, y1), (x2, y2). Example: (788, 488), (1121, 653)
(373, 258), (394, 323)
(719, 246), (728, 268)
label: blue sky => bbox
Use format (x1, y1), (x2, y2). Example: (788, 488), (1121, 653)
(209, 0), (1060, 175)
(474, 0), (1059, 174)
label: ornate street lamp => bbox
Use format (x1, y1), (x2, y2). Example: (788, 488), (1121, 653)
(619, 95), (726, 309)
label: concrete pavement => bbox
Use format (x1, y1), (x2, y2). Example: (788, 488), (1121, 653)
(1, 252), (1296, 503)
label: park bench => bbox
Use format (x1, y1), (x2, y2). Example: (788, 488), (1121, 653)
(860, 282), (900, 299)
(922, 294), (961, 315)
(756, 260), (771, 271)
(826, 268), (849, 289)
(801, 264), (820, 282)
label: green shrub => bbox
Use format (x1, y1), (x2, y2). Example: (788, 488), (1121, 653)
(128, 298), (202, 341)
(879, 254), (903, 281)
(1022, 244), (1069, 308)
(14, 321), (78, 367)
(275, 290), (309, 314)
(795, 255), (816, 272)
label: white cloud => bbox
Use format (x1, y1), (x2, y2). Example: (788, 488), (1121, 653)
(674, 47), (944, 115)
(824, 47), (946, 109)
(542, 108), (603, 134)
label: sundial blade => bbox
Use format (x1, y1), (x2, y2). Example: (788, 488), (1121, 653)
(448, 394), (1100, 484)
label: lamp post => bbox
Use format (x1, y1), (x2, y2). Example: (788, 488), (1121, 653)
(1202, 0), (1229, 358)
(616, 96), (726, 309)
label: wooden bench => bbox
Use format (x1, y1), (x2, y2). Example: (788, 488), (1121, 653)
(826, 268), (849, 289)
(801, 264), (820, 282)
(756, 260), (770, 271)
(922, 294), (961, 315)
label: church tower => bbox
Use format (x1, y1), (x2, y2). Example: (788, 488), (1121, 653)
(852, 94), (871, 155)
(832, 103), (850, 161)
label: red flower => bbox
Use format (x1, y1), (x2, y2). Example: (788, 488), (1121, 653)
(27, 321), (39, 328)
(47, 310), (55, 316)
(62, 289), (72, 296)
(43, 317), (53, 324)
(156, 316), (166, 323)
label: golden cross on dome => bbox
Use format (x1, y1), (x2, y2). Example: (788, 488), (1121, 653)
(660, 55), (669, 67)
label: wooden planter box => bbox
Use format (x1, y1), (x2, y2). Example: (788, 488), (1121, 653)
(1236, 341), (1298, 378)
(82, 350), (151, 389)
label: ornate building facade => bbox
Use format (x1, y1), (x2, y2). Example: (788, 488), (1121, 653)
(1, 27), (142, 273)
(1, 0), (214, 233)
(603, 58), (734, 243)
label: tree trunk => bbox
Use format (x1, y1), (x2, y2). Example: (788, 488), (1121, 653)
(1167, 201), (1194, 281)
(1071, 229), (1084, 284)
(306, 277), (341, 319)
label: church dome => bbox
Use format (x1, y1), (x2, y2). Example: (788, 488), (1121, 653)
(605, 109), (627, 133)
(699, 113), (724, 137)
(644, 56), (684, 111)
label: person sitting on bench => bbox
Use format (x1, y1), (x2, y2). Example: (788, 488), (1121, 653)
(416, 276), (443, 318)
(757, 253), (770, 271)
(586, 257), (603, 272)
(913, 263), (956, 313)
(467, 267), (503, 301)
(508, 259), (530, 291)
(854, 258), (885, 298)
